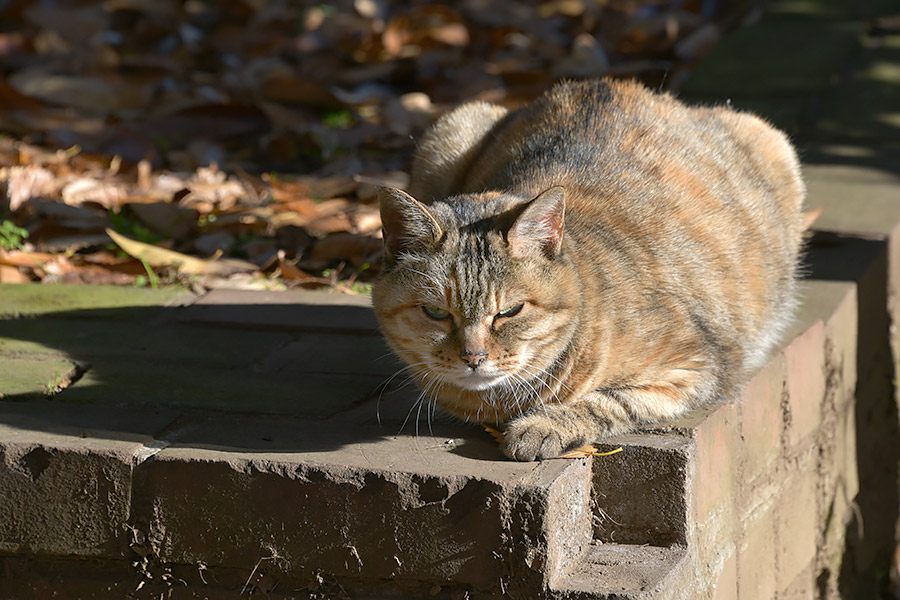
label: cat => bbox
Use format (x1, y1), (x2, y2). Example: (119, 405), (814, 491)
(372, 78), (805, 461)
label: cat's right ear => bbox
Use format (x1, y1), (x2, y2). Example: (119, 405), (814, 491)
(378, 187), (443, 261)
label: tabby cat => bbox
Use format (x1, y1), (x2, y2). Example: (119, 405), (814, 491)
(372, 79), (805, 461)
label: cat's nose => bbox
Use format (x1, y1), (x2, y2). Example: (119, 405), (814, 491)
(460, 350), (487, 369)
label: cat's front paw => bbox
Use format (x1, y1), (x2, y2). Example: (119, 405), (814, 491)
(503, 412), (580, 461)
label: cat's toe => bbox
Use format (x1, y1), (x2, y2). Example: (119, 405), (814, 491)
(502, 418), (565, 461)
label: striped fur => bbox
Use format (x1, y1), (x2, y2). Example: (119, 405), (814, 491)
(373, 79), (805, 461)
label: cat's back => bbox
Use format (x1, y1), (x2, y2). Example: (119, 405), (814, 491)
(411, 78), (806, 378)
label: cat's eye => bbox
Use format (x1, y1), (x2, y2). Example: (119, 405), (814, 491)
(422, 305), (452, 320)
(497, 303), (525, 319)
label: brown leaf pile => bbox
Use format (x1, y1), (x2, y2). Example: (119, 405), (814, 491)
(0, 0), (748, 290)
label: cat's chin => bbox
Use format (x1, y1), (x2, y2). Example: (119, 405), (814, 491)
(452, 372), (509, 391)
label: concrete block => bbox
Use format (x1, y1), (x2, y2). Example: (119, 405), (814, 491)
(783, 319), (826, 449)
(0, 401), (177, 559)
(775, 465), (819, 594)
(592, 434), (690, 546)
(550, 542), (687, 598)
(541, 457), (592, 582)
(713, 550), (737, 600)
(740, 354), (786, 485)
(130, 413), (586, 593)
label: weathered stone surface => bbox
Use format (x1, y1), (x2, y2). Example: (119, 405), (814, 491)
(129, 412), (586, 594)
(803, 164), (900, 238)
(0, 356), (81, 398)
(783, 319), (826, 449)
(551, 542), (687, 599)
(592, 434), (690, 546)
(736, 492), (778, 600)
(775, 460), (820, 594)
(0, 283), (190, 317)
(740, 354), (786, 484)
(713, 551), (737, 600)
(0, 316), (293, 369)
(58, 358), (386, 416)
(181, 288), (378, 332)
(0, 401), (178, 559)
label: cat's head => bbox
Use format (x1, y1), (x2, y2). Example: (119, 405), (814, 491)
(372, 186), (581, 419)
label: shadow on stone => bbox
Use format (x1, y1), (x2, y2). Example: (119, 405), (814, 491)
(0, 301), (500, 457)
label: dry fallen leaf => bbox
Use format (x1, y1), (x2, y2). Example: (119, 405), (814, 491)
(106, 228), (257, 277)
(555, 445), (624, 459)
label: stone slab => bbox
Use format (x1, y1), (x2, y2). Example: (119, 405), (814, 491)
(0, 401), (179, 559)
(56, 359), (387, 417)
(0, 283), (191, 318)
(181, 289), (378, 333)
(551, 542), (687, 598)
(130, 412), (586, 592)
(0, 355), (80, 398)
(803, 163), (900, 238)
(0, 316), (293, 369)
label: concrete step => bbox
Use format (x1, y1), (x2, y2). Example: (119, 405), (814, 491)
(551, 542), (688, 599)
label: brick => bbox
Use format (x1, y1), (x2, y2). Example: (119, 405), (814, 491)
(782, 319), (826, 448)
(736, 497), (777, 600)
(794, 281), (857, 409)
(692, 403), (740, 537)
(824, 284), (858, 408)
(835, 400), (859, 504)
(713, 551), (737, 600)
(775, 466), (819, 593)
(779, 563), (816, 600)
(0, 401), (177, 558)
(821, 400), (860, 564)
(740, 354), (786, 484)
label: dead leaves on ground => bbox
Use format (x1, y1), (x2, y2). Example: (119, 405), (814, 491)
(0, 0), (747, 290)
(481, 424), (624, 460)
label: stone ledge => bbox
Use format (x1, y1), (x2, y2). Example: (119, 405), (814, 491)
(0, 271), (866, 598)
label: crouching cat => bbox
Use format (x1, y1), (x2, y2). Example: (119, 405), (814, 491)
(372, 79), (805, 461)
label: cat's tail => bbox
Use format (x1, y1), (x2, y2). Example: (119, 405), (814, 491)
(409, 101), (509, 202)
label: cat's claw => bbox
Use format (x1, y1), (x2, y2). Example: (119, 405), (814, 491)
(502, 415), (569, 461)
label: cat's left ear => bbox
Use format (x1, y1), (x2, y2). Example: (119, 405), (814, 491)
(507, 186), (566, 259)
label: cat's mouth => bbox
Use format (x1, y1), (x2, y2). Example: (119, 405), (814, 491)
(452, 370), (509, 391)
